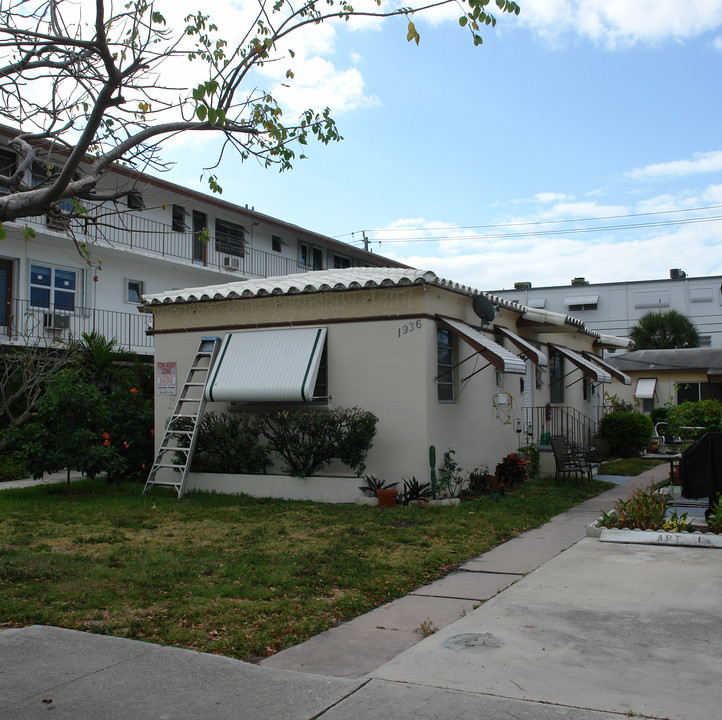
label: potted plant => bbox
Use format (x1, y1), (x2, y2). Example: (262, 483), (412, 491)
(487, 475), (505, 498)
(359, 475), (399, 507)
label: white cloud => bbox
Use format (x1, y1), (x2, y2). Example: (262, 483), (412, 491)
(534, 192), (571, 203)
(520, 0), (722, 48)
(628, 151), (722, 180)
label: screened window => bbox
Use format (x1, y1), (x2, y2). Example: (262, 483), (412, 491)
(0, 148), (15, 193)
(300, 242), (323, 270)
(215, 218), (245, 257)
(127, 279), (144, 304)
(677, 382), (722, 403)
(437, 328), (456, 402)
(272, 235), (282, 253)
(172, 204), (188, 232)
(549, 346), (565, 404)
(127, 191), (145, 209)
(30, 264), (77, 311)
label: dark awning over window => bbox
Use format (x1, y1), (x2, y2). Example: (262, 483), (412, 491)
(549, 344), (612, 383)
(582, 352), (631, 385)
(437, 316), (526, 374)
(206, 327), (326, 403)
(495, 326), (548, 368)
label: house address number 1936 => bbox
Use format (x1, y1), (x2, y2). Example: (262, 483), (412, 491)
(397, 319), (422, 337)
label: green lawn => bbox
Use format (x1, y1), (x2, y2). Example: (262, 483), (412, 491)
(0, 476), (612, 661)
(598, 457), (669, 477)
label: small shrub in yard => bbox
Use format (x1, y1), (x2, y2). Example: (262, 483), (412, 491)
(667, 399), (722, 438)
(706, 497), (722, 534)
(437, 449), (466, 498)
(358, 475), (398, 497)
(261, 407), (378, 477)
(495, 453), (528, 488)
(401, 476), (433, 504)
(191, 412), (271, 475)
(600, 486), (669, 531)
(2, 369), (126, 492)
(467, 466), (493, 495)
(599, 410), (653, 458)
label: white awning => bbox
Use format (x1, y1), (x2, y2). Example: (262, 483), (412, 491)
(437, 316), (526, 374)
(635, 378), (657, 400)
(564, 294), (599, 305)
(582, 352), (631, 385)
(550, 344), (612, 383)
(495, 326), (548, 367)
(206, 327), (327, 403)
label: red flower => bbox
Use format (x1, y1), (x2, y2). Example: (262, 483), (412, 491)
(150, 429), (155, 436)
(102, 432), (110, 440)
(129, 388), (138, 393)
(104, 439), (110, 447)
(123, 441), (129, 449)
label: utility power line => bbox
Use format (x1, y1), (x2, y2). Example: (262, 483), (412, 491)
(341, 203), (722, 247)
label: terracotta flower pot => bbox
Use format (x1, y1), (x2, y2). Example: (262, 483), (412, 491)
(376, 488), (398, 508)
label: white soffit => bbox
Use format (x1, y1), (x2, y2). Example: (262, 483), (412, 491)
(635, 378), (657, 400)
(550, 344), (613, 383)
(206, 327), (327, 403)
(582, 352), (631, 385)
(438, 316), (526, 375)
(495, 326), (548, 367)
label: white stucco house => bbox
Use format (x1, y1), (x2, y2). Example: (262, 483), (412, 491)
(0, 126), (405, 357)
(142, 268), (632, 501)
(606, 348), (722, 413)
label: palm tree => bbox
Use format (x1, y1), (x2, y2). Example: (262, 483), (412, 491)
(629, 310), (700, 349)
(69, 331), (142, 392)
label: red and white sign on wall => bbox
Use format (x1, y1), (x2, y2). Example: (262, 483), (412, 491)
(157, 361), (177, 395)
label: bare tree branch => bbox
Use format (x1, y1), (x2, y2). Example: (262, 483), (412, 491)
(0, 0), (520, 228)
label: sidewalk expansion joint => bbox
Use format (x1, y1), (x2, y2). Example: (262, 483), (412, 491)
(311, 678), (372, 719)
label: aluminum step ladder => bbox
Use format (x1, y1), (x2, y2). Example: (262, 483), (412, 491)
(144, 336), (222, 498)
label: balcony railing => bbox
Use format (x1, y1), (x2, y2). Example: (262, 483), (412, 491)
(521, 405), (597, 453)
(1, 298), (153, 354)
(23, 209), (310, 279)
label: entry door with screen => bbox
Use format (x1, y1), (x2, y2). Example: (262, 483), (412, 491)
(192, 211), (207, 264)
(0, 259), (13, 328)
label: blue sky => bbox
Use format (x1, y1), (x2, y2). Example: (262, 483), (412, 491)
(163, 1), (722, 290)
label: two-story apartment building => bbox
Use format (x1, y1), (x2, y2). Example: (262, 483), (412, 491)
(0, 127), (405, 356)
(492, 272), (722, 352)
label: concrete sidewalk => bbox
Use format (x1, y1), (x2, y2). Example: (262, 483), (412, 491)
(4, 465), (720, 719)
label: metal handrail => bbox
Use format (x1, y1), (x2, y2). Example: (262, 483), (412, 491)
(1, 297), (153, 354)
(521, 405), (597, 452)
(20, 210), (310, 279)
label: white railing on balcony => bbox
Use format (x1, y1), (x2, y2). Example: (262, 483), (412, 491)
(24, 209), (310, 279)
(1, 298), (153, 354)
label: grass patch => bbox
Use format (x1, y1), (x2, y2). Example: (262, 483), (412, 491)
(598, 457), (669, 477)
(0, 476), (612, 661)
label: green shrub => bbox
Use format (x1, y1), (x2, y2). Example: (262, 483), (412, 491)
(599, 410), (653, 458)
(0, 453), (27, 481)
(261, 407), (378, 477)
(104, 387), (154, 483)
(650, 407), (669, 425)
(192, 412), (271, 475)
(667, 399), (722, 438)
(495, 453), (528, 488)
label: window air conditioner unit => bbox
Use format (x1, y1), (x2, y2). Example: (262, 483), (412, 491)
(46, 214), (70, 231)
(43, 313), (71, 331)
(223, 256), (241, 271)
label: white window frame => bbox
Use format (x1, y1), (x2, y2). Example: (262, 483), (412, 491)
(126, 278), (145, 305)
(29, 262), (80, 313)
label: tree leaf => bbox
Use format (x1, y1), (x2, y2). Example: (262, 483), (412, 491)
(196, 105), (207, 121)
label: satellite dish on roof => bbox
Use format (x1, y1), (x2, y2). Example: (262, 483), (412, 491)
(472, 294), (497, 326)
